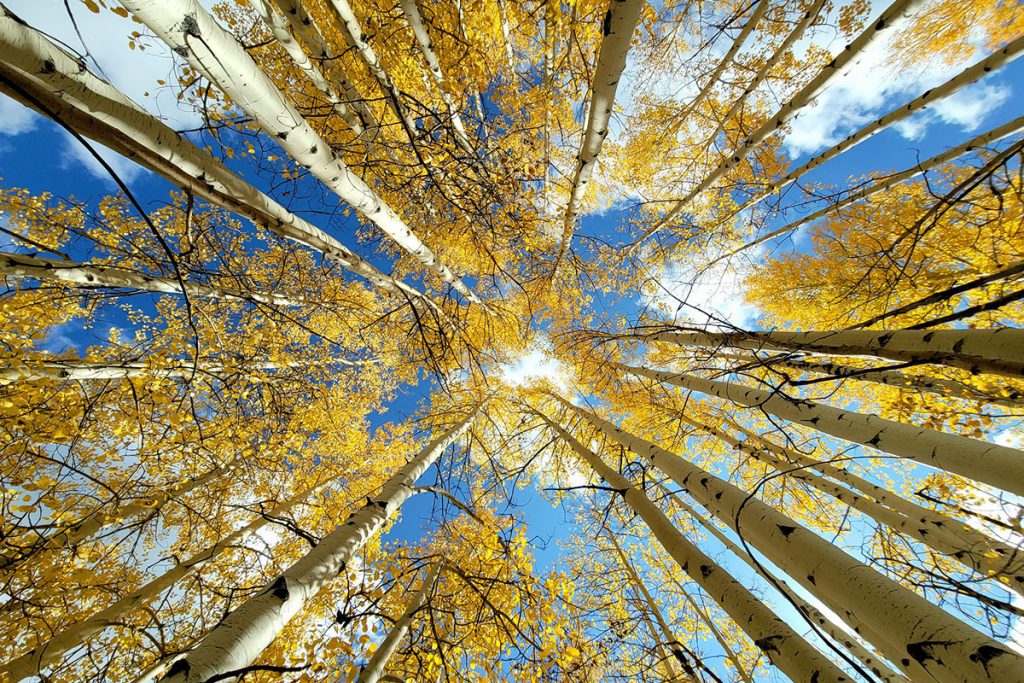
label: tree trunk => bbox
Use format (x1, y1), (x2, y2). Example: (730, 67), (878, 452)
(0, 479), (333, 682)
(0, 9), (429, 306)
(714, 350), (1024, 407)
(554, 0), (645, 273)
(159, 408), (480, 682)
(535, 409), (851, 683)
(0, 251), (303, 307)
(616, 362), (1024, 495)
(558, 394), (1024, 682)
(120, 0), (483, 306)
(658, 484), (911, 683)
(355, 560), (442, 683)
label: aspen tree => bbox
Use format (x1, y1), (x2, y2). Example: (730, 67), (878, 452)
(118, 0), (484, 305)
(555, 394), (1024, 682)
(160, 407), (481, 683)
(535, 408), (852, 683)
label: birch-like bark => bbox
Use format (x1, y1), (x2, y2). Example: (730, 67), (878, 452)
(645, 328), (1024, 379)
(717, 116), (1024, 261)
(0, 9), (431, 308)
(659, 484), (910, 683)
(160, 408), (480, 683)
(269, 0), (379, 136)
(682, 0), (770, 119)
(252, 0), (366, 136)
(0, 481), (331, 682)
(323, 0), (419, 136)
(0, 461), (235, 576)
(730, 33), (1024, 219)
(719, 413), (1024, 581)
(704, 0), (828, 148)
(536, 410), (850, 683)
(605, 531), (693, 681)
(355, 560), (442, 683)
(119, 0), (483, 306)
(616, 361), (1024, 496)
(495, 0), (515, 70)
(398, 0), (473, 153)
(554, 0), (645, 273)
(714, 350), (1024, 408)
(632, 0), (925, 247)
(558, 395), (1024, 683)
(0, 251), (303, 307)
(0, 357), (359, 383)
(680, 412), (1024, 594)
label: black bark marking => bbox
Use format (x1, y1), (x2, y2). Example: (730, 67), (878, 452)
(167, 659), (191, 677)
(753, 634), (783, 653)
(699, 564), (712, 579)
(776, 524), (796, 538)
(268, 575), (289, 601)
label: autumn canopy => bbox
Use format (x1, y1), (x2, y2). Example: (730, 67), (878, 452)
(0, 0), (1023, 681)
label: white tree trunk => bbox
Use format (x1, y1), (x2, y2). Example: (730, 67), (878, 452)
(398, 0), (473, 153)
(715, 351), (1024, 407)
(559, 395), (1024, 683)
(119, 0), (483, 306)
(0, 461), (234, 576)
(0, 481), (331, 682)
(536, 409), (850, 683)
(633, 0), (924, 247)
(660, 484), (911, 683)
(355, 560), (442, 683)
(616, 362), (1024, 495)
(0, 251), (303, 307)
(160, 408), (480, 682)
(646, 328), (1024, 379)
(554, 0), (645, 273)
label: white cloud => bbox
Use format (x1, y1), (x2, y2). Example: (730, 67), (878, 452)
(0, 95), (39, 136)
(930, 82), (1011, 131)
(59, 129), (147, 185)
(642, 247), (763, 329)
(500, 344), (569, 391)
(780, 4), (1009, 156)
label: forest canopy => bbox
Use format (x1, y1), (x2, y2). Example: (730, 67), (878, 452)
(0, 0), (1023, 681)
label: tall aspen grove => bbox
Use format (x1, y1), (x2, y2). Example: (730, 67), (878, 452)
(1, 0), (1024, 680)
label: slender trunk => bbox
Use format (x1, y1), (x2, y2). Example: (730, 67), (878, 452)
(355, 561), (442, 683)
(558, 395), (1024, 682)
(617, 362), (1024, 495)
(643, 328), (1024, 381)
(705, 0), (828, 148)
(605, 532), (693, 682)
(634, 0), (924, 247)
(0, 480), (332, 682)
(535, 409), (850, 683)
(160, 408), (480, 682)
(0, 357), (357, 383)
(398, 0), (473, 154)
(659, 484), (910, 683)
(554, 0), (644, 274)
(718, 117), (1024, 262)
(495, 0), (515, 71)
(0, 251), (303, 307)
(120, 0), (483, 306)
(0, 8), (428, 305)
(714, 350), (1024, 407)
(0, 462), (234, 576)
(682, 0), (770, 119)
(269, 0), (379, 137)
(680, 411), (1024, 594)
(731, 33), (1024, 220)
(252, 0), (366, 137)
